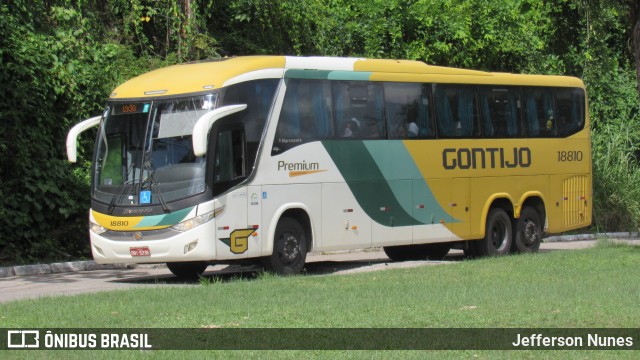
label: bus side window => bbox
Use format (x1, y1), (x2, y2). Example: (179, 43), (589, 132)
(555, 88), (585, 137)
(524, 88), (555, 137)
(434, 84), (479, 138)
(479, 86), (521, 138)
(333, 81), (385, 139)
(277, 79), (333, 139)
(384, 82), (433, 139)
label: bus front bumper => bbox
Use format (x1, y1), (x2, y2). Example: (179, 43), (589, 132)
(89, 220), (217, 264)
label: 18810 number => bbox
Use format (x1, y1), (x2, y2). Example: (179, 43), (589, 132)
(557, 150), (583, 162)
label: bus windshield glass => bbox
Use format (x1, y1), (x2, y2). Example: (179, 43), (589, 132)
(93, 94), (217, 207)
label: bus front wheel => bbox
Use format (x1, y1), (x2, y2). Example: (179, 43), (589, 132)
(475, 208), (512, 256)
(513, 207), (542, 253)
(166, 261), (208, 278)
(264, 217), (308, 274)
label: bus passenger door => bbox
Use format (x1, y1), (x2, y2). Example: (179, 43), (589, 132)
(212, 126), (251, 259)
(321, 182), (372, 250)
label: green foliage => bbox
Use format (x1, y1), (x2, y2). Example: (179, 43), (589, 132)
(0, 2), (168, 264)
(590, 70), (640, 231)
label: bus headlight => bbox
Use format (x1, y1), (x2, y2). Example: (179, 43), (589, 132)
(90, 220), (108, 235)
(171, 210), (215, 232)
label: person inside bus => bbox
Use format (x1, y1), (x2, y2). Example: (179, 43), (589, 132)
(342, 118), (360, 137)
(407, 121), (419, 137)
(364, 116), (381, 138)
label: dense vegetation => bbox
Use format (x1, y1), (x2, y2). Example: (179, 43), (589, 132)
(1, 0), (639, 265)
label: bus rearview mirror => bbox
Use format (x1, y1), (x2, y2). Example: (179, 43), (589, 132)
(66, 115), (102, 163)
(192, 104), (247, 156)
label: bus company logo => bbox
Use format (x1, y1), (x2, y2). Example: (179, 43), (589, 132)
(277, 160), (327, 177)
(220, 229), (256, 254)
(122, 208), (153, 215)
(7, 330), (39, 348)
(442, 147), (532, 170)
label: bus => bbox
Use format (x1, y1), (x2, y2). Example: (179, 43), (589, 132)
(66, 56), (591, 277)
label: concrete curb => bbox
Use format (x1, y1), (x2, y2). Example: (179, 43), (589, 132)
(543, 232), (639, 242)
(0, 261), (133, 279)
(0, 232), (637, 279)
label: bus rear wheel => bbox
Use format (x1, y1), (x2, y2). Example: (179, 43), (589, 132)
(264, 217), (308, 274)
(166, 261), (208, 278)
(475, 208), (512, 257)
(513, 207), (542, 253)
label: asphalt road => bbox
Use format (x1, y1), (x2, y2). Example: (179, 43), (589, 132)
(0, 239), (629, 304)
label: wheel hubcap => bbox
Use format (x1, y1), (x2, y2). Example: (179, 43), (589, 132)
(280, 232), (300, 263)
(491, 221), (508, 251)
(523, 220), (538, 246)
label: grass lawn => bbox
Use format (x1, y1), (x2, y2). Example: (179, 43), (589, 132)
(1, 240), (638, 358)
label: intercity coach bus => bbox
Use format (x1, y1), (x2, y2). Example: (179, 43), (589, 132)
(67, 56), (591, 277)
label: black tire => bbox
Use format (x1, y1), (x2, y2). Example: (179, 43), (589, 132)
(264, 217), (308, 274)
(512, 207), (542, 253)
(383, 243), (450, 261)
(166, 261), (208, 278)
(475, 208), (512, 256)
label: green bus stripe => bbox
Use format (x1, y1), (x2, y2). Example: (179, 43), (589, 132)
(135, 207), (194, 228)
(285, 69), (372, 81)
(322, 140), (417, 227)
(363, 141), (457, 224)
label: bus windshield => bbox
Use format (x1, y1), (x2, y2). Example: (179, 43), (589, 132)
(93, 94), (217, 208)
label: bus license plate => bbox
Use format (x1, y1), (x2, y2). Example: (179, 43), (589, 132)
(130, 247), (150, 257)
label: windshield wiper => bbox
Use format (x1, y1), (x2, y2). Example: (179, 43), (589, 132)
(107, 161), (135, 215)
(142, 156), (170, 213)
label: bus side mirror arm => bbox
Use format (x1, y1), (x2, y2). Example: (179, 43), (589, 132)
(192, 104), (247, 156)
(66, 116), (102, 163)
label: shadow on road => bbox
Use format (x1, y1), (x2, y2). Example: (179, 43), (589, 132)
(108, 254), (465, 285)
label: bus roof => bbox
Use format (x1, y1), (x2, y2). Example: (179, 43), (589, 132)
(109, 56), (585, 99)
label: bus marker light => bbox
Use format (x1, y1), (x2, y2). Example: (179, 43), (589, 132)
(351, 226), (358, 230)
(439, 220), (446, 224)
(252, 225), (259, 229)
(93, 245), (104, 257)
(252, 232), (258, 237)
(184, 241), (198, 254)
(144, 90), (167, 95)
